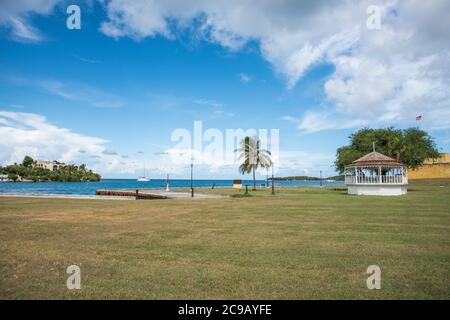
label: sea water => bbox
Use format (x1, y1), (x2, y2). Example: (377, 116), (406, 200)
(0, 179), (344, 195)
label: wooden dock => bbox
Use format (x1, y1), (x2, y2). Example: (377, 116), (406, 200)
(95, 189), (227, 200)
(96, 189), (167, 199)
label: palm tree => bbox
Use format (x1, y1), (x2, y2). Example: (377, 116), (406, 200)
(236, 136), (272, 190)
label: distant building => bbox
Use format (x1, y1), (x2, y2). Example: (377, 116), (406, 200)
(34, 160), (61, 172)
(409, 153), (450, 180)
(0, 174), (8, 182)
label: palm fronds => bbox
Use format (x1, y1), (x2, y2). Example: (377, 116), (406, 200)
(235, 136), (272, 190)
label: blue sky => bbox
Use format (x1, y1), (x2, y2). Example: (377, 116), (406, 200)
(0, 0), (449, 178)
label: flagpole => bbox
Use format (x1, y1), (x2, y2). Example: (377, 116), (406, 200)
(416, 115), (423, 131)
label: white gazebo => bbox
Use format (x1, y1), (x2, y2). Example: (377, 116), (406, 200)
(344, 147), (408, 196)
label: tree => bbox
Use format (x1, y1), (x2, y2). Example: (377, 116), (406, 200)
(335, 127), (440, 173)
(22, 156), (35, 168)
(8, 173), (19, 182)
(236, 136), (272, 190)
(1, 155), (101, 182)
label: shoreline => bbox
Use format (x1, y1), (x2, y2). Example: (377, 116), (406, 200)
(0, 186), (313, 200)
(0, 193), (135, 200)
(0, 188), (230, 200)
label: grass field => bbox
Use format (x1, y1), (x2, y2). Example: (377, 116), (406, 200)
(0, 179), (449, 299)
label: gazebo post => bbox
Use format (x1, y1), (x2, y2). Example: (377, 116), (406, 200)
(403, 167), (407, 183)
(378, 166), (382, 183)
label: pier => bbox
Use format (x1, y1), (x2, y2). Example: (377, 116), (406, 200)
(95, 189), (227, 200)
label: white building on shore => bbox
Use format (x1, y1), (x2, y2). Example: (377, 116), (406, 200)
(34, 160), (61, 172)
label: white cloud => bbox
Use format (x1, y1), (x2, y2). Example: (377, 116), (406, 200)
(102, 149), (118, 156)
(193, 98), (234, 118)
(239, 73), (252, 83)
(3, 0), (450, 132)
(97, 0), (366, 87)
(0, 111), (247, 177)
(9, 77), (125, 109)
(212, 109), (235, 118)
(6, 16), (43, 42)
(72, 54), (103, 64)
(99, 0), (173, 39)
(39, 80), (125, 108)
(193, 99), (224, 108)
(0, 110), (155, 177)
(0, 110), (108, 166)
(323, 41), (450, 131)
(280, 115), (299, 123)
(0, 0), (58, 42)
(95, 0), (450, 131)
(0, 110), (342, 177)
(298, 111), (369, 133)
(275, 150), (336, 177)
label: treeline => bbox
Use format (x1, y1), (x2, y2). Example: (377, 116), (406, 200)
(0, 156), (101, 182)
(335, 127), (439, 173)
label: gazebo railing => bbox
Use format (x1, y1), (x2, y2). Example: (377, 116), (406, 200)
(345, 175), (407, 184)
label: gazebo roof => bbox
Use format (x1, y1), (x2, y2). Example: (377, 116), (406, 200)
(347, 151), (404, 167)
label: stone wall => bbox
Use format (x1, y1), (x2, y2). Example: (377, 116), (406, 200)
(409, 153), (450, 180)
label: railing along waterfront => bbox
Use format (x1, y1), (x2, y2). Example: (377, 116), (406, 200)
(345, 175), (407, 184)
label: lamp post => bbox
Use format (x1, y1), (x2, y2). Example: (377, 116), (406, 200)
(271, 163), (275, 195)
(320, 170), (323, 187)
(190, 162), (194, 198)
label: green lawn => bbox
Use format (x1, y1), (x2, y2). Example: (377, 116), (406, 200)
(0, 179), (449, 299)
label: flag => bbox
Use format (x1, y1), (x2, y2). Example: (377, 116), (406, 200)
(416, 115), (422, 121)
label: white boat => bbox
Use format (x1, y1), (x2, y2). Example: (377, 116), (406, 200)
(137, 158), (150, 182)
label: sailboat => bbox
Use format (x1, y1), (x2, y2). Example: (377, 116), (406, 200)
(137, 160), (150, 182)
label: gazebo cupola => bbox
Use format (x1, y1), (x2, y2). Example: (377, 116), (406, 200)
(344, 143), (408, 196)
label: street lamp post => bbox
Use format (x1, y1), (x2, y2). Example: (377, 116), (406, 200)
(271, 163), (275, 195)
(190, 162), (194, 198)
(320, 170), (323, 187)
